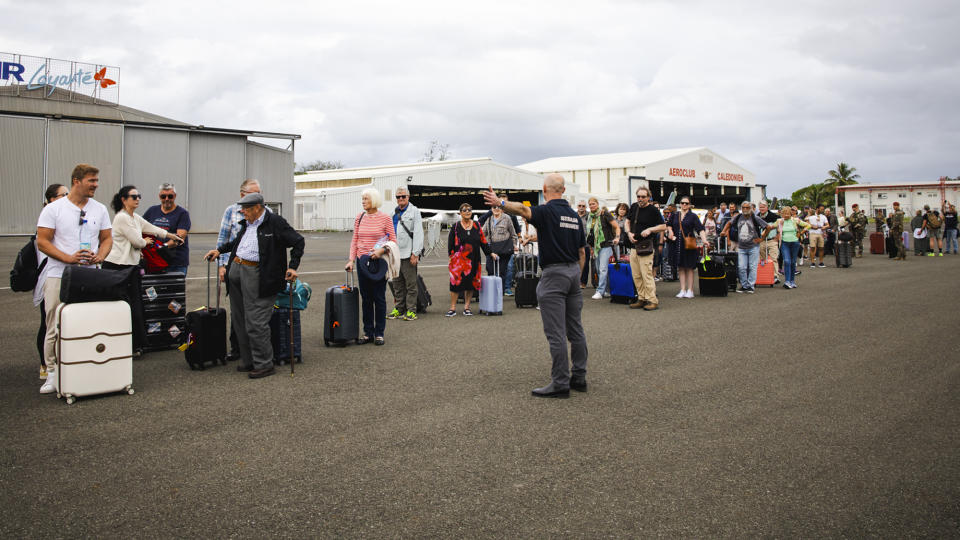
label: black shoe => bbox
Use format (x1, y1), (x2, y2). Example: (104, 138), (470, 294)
(570, 377), (588, 392)
(248, 366), (276, 379)
(374, 336), (385, 346)
(236, 364), (254, 372)
(357, 335), (372, 345)
(531, 383), (570, 398)
(225, 352), (239, 362)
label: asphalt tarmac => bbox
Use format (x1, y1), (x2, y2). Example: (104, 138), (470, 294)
(1, 233), (957, 537)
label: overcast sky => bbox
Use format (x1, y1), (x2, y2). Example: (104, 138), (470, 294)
(4, 0), (958, 196)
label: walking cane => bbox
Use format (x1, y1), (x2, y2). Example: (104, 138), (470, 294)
(289, 282), (295, 376)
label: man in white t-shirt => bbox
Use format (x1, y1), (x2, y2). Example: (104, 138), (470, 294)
(35, 164), (113, 394)
(805, 205), (829, 268)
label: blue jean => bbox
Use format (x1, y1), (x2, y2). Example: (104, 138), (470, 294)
(486, 253), (514, 291)
(945, 229), (958, 253)
(737, 244), (760, 288)
(166, 265), (188, 276)
(781, 241), (799, 283)
(594, 246), (613, 295)
(357, 270), (387, 338)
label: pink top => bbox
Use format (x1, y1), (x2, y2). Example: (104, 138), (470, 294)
(349, 211), (396, 261)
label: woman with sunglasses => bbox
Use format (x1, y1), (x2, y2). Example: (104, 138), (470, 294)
(446, 203), (492, 316)
(104, 185), (183, 352)
(665, 197), (708, 298)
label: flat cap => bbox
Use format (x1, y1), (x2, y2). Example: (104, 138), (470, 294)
(238, 192), (264, 206)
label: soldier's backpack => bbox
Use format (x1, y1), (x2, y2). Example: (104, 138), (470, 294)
(927, 212), (942, 228)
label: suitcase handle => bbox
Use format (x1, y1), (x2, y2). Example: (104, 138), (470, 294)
(207, 259), (220, 311)
(344, 270), (355, 289)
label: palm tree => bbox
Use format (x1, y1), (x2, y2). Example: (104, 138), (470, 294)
(825, 162), (860, 207)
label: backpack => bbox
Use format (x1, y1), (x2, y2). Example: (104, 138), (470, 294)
(9, 236), (47, 292)
(927, 212), (942, 228)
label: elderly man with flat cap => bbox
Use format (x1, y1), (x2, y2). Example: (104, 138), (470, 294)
(205, 193), (305, 379)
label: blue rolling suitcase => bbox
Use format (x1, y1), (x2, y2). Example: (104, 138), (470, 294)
(479, 259), (503, 315)
(270, 308), (302, 364)
(608, 245), (637, 304)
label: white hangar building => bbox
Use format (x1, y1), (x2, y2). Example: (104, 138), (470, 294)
(518, 147), (764, 208)
(0, 52), (299, 234)
(295, 158), (582, 231)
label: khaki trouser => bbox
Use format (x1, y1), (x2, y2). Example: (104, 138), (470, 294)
(759, 238), (779, 270)
(628, 249), (657, 304)
(391, 257), (419, 314)
(42, 277), (63, 371)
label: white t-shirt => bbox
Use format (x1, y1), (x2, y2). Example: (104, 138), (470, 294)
(806, 214), (827, 235)
(36, 196), (111, 280)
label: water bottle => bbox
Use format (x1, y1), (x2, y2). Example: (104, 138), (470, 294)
(78, 218), (92, 264)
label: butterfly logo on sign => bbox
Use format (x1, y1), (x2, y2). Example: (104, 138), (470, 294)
(93, 67), (115, 88)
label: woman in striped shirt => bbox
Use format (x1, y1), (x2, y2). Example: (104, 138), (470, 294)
(346, 188), (397, 345)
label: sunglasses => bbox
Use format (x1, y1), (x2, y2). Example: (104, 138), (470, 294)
(681, 202), (690, 205)
(127, 194), (141, 200)
(160, 194), (175, 200)
(461, 208), (472, 212)
(637, 195), (648, 199)
(396, 195), (408, 199)
(78, 209), (86, 226)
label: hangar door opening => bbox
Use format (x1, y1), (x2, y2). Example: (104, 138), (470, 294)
(409, 185), (542, 213)
(646, 178), (746, 208)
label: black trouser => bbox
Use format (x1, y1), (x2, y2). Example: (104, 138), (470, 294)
(102, 261), (148, 350)
(580, 245), (593, 285)
(37, 301), (46, 368)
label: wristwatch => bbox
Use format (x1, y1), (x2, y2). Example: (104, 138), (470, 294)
(500, 199), (506, 207)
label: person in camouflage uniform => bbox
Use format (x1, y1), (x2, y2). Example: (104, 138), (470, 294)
(889, 202), (906, 260)
(875, 210), (885, 233)
(847, 203), (868, 257)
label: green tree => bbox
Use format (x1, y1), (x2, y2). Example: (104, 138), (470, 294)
(791, 183), (833, 208)
(295, 160), (344, 175)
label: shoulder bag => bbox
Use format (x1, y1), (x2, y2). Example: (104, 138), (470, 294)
(679, 214), (697, 250)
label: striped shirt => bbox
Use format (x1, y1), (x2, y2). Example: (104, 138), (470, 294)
(349, 211), (397, 261)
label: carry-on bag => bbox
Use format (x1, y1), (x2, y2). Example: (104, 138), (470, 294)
(183, 261), (227, 370)
(141, 272), (187, 352)
(270, 307), (302, 365)
(886, 236), (897, 258)
(514, 244), (539, 308)
(479, 260), (503, 315)
(835, 240), (853, 268)
(755, 257), (777, 287)
(324, 271), (360, 347)
(60, 265), (136, 304)
(870, 232), (885, 254)
(275, 279), (312, 310)
(608, 245), (637, 304)
(415, 275), (431, 313)
(55, 300), (134, 405)
(697, 252), (728, 297)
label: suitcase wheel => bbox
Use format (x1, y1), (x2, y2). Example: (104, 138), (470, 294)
(65, 395), (76, 405)
(324, 339), (331, 347)
(126, 386), (135, 395)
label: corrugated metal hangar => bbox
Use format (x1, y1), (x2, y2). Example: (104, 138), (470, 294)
(519, 147), (764, 208)
(295, 158), (582, 231)
(0, 83), (299, 235)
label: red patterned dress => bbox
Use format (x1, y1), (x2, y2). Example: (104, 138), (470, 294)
(448, 221), (491, 292)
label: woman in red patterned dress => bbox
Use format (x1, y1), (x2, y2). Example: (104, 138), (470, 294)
(446, 203), (492, 317)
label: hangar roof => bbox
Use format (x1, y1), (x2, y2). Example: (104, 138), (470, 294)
(0, 86), (300, 139)
(295, 157), (507, 183)
(518, 147), (709, 172)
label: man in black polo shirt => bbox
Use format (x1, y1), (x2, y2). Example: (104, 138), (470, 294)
(484, 174), (587, 399)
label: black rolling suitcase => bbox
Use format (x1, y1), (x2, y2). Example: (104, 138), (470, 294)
(515, 244), (539, 308)
(141, 271), (187, 351)
(324, 271), (360, 347)
(886, 235), (897, 258)
(270, 308), (301, 365)
(835, 231), (854, 268)
(697, 252), (728, 297)
(713, 238), (738, 291)
(183, 262), (227, 370)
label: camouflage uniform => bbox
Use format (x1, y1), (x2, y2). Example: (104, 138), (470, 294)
(847, 210), (867, 256)
(875, 212), (885, 233)
(890, 209), (906, 259)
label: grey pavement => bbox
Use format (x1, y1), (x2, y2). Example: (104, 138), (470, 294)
(0, 233), (957, 537)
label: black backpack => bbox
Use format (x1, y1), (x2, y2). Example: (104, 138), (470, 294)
(9, 236), (47, 292)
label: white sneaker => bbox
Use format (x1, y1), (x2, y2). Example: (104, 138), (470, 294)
(40, 371), (57, 394)
(684, 290), (695, 298)
(676, 290), (686, 298)
(591, 292), (603, 300)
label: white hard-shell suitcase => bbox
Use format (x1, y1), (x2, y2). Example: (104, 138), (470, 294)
(56, 300), (135, 405)
(478, 259), (503, 316)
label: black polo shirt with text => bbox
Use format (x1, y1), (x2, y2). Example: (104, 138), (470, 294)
(528, 199), (586, 266)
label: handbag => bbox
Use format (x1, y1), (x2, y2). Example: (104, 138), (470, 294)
(679, 216), (698, 250)
(634, 236), (654, 256)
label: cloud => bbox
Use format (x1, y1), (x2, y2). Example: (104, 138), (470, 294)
(2, 0), (958, 194)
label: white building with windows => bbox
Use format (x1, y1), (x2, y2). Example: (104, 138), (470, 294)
(836, 180), (960, 217)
